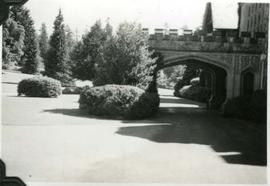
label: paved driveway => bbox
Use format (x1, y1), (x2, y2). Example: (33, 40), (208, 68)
(1, 72), (267, 184)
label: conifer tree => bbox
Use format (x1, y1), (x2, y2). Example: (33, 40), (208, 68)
(45, 9), (71, 84)
(2, 18), (25, 69)
(39, 23), (49, 60)
(65, 25), (75, 56)
(10, 6), (40, 74)
(94, 22), (156, 89)
(70, 20), (109, 80)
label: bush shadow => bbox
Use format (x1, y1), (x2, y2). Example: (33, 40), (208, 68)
(2, 81), (18, 85)
(43, 94), (266, 166)
(43, 108), (125, 120)
(117, 95), (267, 166)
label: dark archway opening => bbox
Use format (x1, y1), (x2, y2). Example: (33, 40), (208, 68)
(157, 59), (227, 110)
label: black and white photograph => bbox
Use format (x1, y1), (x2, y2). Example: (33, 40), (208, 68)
(0, 0), (268, 185)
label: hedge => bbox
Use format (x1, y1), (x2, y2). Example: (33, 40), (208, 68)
(18, 76), (62, 97)
(79, 85), (160, 119)
(174, 84), (211, 102)
(223, 89), (266, 123)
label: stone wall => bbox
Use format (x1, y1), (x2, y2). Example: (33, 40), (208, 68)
(149, 39), (263, 54)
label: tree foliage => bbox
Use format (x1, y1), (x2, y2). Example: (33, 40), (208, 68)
(2, 18), (25, 69)
(39, 23), (49, 60)
(182, 64), (200, 85)
(45, 9), (71, 84)
(70, 20), (109, 80)
(94, 22), (156, 89)
(65, 25), (75, 56)
(157, 65), (186, 89)
(10, 6), (40, 74)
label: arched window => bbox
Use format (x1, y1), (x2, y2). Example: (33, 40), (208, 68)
(241, 69), (254, 96)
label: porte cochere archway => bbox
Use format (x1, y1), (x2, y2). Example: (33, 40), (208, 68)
(149, 39), (265, 109)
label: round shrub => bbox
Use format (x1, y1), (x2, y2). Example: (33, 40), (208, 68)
(176, 84), (211, 102)
(18, 76), (62, 97)
(79, 85), (160, 119)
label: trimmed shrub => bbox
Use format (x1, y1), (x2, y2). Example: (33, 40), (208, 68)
(224, 89), (266, 123)
(18, 76), (62, 97)
(79, 85), (160, 119)
(175, 84), (211, 102)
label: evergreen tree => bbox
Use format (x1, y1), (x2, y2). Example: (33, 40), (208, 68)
(2, 18), (25, 69)
(45, 9), (70, 84)
(10, 6), (40, 74)
(39, 23), (49, 59)
(65, 25), (75, 56)
(104, 21), (113, 38)
(94, 22), (156, 89)
(70, 20), (109, 80)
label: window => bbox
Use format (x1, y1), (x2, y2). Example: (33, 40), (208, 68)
(241, 70), (254, 96)
(248, 6), (251, 16)
(247, 20), (250, 31)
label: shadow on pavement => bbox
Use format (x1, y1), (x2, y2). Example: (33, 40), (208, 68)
(43, 95), (267, 166)
(43, 108), (123, 120)
(160, 96), (205, 106)
(2, 81), (19, 85)
(117, 96), (267, 166)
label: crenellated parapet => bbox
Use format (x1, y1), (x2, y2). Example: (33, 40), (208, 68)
(148, 39), (264, 54)
(144, 28), (266, 53)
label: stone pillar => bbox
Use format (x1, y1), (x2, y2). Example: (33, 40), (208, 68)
(254, 70), (262, 91)
(230, 55), (242, 98)
(226, 71), (235, 99)
(260, 54), (267, 89)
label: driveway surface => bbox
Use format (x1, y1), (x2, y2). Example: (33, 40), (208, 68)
(1, 71), (267, 184)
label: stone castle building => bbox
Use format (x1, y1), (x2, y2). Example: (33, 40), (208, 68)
(146, 2), (269, 108)
(239, 3), (269, 35)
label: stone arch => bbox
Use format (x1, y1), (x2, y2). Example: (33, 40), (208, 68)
(157, 53), (230, 109)
(160, 53), (231, 74)
(240, 67), (255, 96)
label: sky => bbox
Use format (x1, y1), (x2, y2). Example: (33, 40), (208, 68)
(25, 0), (209, 37)
(24, 0), (256, 37)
